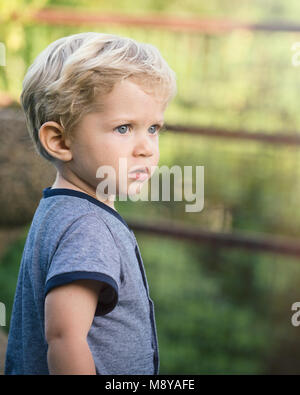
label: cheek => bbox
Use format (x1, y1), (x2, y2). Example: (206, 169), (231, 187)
(89, 138), (116, 159)
(101, 140), (126, 163)
(153, 143), (160, 162)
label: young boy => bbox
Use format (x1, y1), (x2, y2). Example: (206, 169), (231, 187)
(4, 32), (176, 375)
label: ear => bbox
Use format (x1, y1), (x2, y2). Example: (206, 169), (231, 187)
(38, 121), (73, 162)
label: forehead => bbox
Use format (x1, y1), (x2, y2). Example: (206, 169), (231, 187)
(96, 78), (167, 121)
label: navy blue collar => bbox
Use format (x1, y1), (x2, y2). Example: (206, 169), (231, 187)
(43, 187), (131, 231)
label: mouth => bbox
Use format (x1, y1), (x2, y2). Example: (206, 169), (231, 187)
(128, 167), (149, 181)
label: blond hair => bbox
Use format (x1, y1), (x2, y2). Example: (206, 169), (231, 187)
(21, 32), (177, 162)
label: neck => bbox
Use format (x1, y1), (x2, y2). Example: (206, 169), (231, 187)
(51, 171), (117, 211)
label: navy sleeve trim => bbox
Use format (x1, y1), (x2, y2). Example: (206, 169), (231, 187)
(44, 271), (119, 316)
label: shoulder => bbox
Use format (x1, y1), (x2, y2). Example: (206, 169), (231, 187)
(38, 194), (113, 238)
(40, 192), (92, 223)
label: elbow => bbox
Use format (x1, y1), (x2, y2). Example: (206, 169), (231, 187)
(45, 328), (86, 346)
(45, 327), (66, 345)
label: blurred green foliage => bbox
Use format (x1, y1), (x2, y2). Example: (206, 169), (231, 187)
(1, 0), (300, 374)
(0, 228), (29, 334)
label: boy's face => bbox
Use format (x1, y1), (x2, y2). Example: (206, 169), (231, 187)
(66, 78), (166, 202)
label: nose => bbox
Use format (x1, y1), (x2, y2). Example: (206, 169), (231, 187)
(132, 133), (155, 157)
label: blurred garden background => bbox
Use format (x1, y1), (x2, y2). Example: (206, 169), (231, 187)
(2, 0), (300, 374)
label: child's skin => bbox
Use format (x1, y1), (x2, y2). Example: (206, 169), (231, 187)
(40, 77), (167, 374)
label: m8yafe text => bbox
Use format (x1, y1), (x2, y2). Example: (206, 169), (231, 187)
(105, 378), (195, 392)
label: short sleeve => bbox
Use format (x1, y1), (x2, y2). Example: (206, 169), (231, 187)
(45, 214), (121, 316)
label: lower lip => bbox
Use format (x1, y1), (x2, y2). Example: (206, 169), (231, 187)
(128, 172), (149, 181)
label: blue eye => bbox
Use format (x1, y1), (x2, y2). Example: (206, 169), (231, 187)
(116, 125), (129, 134)
(149, 125), (159, 134)
(114, 124), (161, 135)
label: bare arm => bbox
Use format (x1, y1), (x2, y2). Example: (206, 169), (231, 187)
(45, 279), (105, 375)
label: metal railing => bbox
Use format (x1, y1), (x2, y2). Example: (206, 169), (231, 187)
(12, 8), (300, 34)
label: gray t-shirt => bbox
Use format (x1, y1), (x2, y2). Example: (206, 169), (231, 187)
(5, 187), (159, 375)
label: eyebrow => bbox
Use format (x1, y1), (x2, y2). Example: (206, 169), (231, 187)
(111, 119), (165, 126)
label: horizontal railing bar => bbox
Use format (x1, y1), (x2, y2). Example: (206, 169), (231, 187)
(127, 219), (300, 258)
(165, 124), (300, 145)
(12, 8), (300, 34)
